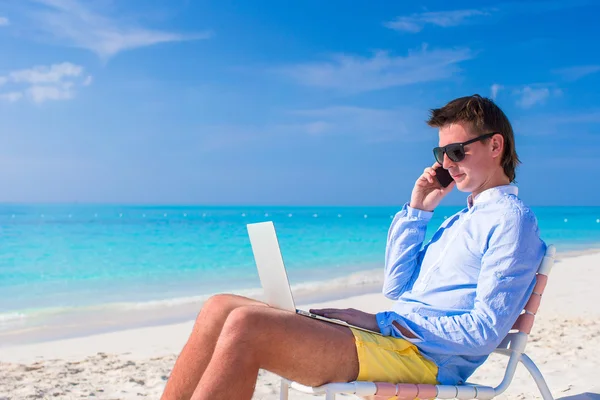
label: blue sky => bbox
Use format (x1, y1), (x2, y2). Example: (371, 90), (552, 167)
(0, 0), (598, 206)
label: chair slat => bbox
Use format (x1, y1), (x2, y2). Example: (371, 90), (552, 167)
(435, 385), (458, 398)
(524, 293), (542, 314)
(374, 383), (396, 396)
(533, 274), (549, 294)
(512, 312), (535, 334)
(456, 385), (477, 399)
(395, 384), (418, 399)
(416, 384), (437, 398)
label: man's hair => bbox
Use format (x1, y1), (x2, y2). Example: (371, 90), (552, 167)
(426, 94), (520, 182)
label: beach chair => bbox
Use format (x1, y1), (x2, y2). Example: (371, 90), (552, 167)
(279, 244), (556, 400)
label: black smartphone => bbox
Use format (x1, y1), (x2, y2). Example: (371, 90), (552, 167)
(435, 167), (454, 188)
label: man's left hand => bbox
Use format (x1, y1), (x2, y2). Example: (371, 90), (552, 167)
(309, 308), (380, 332)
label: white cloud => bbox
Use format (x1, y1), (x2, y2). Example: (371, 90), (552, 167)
(551, 110), (600, 124)
(384, 19), (422, 33)
(0, 62), (90, 103)
(27, 83), (74, 103)
(553, 65), (600, 81)
(196, 105), (430, 151)
(384, 9), (490, 33)
(19, 0), (211, 59)
(9, 62), (83, 84)
(515, 86), (551, 108)
(82, 75), (93, 86)
(0, 92), (23, 102)
(0, 16), (9, 26)
(384, 2), (587, 34)
(491, 83), (503, 100)
(304, 121), (332, 135)
(289, 106), (429, 143)
(275, 46), (474, 93)
(514, 110), (600, 136)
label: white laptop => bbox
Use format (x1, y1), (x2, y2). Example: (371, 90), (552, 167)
(246, 221), (381, 335)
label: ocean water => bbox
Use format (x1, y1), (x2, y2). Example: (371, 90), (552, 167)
(1, 204), (599, 344)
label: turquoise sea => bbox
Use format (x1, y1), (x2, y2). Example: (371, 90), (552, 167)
(1, 204), (599, 345)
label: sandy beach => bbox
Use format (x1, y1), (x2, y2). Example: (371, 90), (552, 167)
(1, 250), (599, 400)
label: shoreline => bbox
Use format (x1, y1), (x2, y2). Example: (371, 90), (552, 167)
(0, 268), (385, 347)
(1, 245), (600, 348)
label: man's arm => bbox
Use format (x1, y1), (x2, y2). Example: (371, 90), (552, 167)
(382, 203), (433, 300)
(377, 208), (546, 356)
(383, 163), (456, 300)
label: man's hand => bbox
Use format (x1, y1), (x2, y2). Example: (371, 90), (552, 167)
(410, 162), (456, 212)
(309, 308), (380, 332)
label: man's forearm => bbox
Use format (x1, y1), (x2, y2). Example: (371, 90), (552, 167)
(392, 320), (417, 338)
(383, 204), (432, 299)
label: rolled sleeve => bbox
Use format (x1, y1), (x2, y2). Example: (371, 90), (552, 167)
(376, 311), (424, 343)
(405, 205), (435, 221)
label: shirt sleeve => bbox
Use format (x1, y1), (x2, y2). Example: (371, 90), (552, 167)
(382, 202), (433, 300)
(376, 208), (546, 356)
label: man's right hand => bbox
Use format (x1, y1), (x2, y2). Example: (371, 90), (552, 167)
(409, 162), (456, 212)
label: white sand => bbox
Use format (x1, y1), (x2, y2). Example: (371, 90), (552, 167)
(1, 251), (599, 399)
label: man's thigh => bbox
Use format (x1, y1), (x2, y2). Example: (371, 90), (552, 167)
(224, 305), (359, 387)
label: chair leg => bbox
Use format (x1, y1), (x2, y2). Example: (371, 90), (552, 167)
(280, 378), (289, 400)
(520, 354), (554, 400)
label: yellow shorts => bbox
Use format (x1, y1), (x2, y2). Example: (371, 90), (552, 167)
(350, 328), (439, 387)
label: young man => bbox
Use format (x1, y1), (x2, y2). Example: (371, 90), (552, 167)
(160, 94), (546, 400)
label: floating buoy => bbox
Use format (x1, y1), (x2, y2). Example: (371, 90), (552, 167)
(564, 218), (568, 223)
(119, 213), (123, 217)
(338, 214), (342, 218)
(313, 213), (318, 217)
(364, 214), (368, 218)
(142, 214), (146, 218)
(265, 213), (269, 217)
(242, 213), (246, 217)
(288, 213), (292, 217)
(183, 213), (187, 217)
(597, 219), (599, 223)
(164, 213), (167, 217)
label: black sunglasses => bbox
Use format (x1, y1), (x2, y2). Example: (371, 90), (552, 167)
(433, 132), (500, 165)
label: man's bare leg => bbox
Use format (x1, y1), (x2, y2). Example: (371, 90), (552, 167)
(190, 305), (359, 400)
(160, 294), (267, 400)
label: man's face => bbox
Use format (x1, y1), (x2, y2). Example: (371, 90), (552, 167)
(437, 121), (499, 194)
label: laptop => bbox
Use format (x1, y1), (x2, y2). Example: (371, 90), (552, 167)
(246, 220), (381, 335)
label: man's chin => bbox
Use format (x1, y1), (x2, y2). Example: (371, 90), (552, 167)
(454, 179), (470, 192)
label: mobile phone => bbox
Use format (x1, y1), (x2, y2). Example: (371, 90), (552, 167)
(435, 167), (454, 188)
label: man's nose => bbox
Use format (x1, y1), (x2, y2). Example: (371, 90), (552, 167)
(442, 153), (455, 170)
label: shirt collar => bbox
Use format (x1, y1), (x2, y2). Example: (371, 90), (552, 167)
(467, 185), (518, 209)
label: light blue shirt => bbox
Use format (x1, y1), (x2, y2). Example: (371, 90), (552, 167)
(375, 185), (546, 385)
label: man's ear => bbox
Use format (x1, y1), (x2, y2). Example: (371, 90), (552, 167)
(491, 134), (504, 158)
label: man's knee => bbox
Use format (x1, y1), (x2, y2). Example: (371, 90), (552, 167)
(190, 295), (236, 331)
(221, 306), (259, 336)
(200, 294), (241, 318)
(203, 294), (233, 311)
(217, 306), (266, 353)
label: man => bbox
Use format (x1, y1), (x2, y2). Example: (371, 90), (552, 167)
(160, 94), (546, 400)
